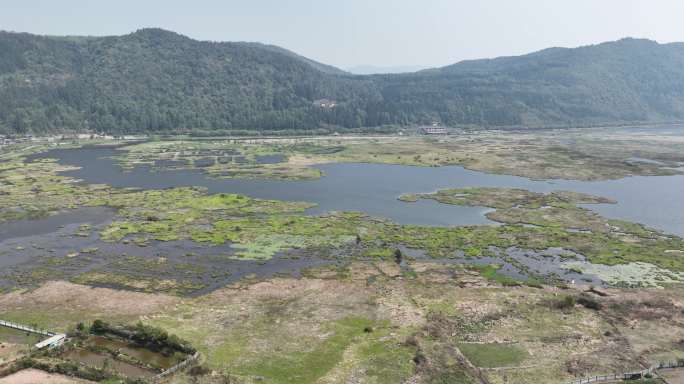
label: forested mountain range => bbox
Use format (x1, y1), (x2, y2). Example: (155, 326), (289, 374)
(1, 28), (684, 134)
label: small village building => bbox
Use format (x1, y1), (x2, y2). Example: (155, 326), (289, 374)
(35, 334), (66, 350)
(418, 122), (447, 135)
(312, 98), (337, 108)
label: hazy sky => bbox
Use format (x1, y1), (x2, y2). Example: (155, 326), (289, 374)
(2, 0), (684, 69)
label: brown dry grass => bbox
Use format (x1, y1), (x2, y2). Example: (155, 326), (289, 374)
(0, 369), (94, 384)
(0, 281), (179, 329)
(0, 343), (25, 365)
(0, 281), (178, 315)
(661, 369), (684, 384)
(0, 264), (682, 384)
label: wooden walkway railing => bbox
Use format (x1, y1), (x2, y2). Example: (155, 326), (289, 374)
(566, 360), (684, 384)
(0, 319), (55, 337)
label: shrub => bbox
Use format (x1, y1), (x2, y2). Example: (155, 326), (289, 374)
(90, 319), (109, 335)
(188, 365), (212, 376)
(554, 295), (577, 310)
(577, 295), (602, 311)
(131, 322), (195, 354)
(394, 248), (403, 264)
(412, 350), (427, 366)
(88, 320), (195, 355)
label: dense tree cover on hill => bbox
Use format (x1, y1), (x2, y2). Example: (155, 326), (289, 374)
(1, 28), (684, 134)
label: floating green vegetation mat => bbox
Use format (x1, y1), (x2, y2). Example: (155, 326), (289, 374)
(561, 261), (684, 288)
(93, 188), (684, 281)
(92, 187), (318, 257)
(470, 264), (542, 287)
(401, 187), (615, 210)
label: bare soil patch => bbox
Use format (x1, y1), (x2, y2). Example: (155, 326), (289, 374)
(0, 281), (179, 317)
(661, 369), (684, 384)
(0, 369), (94, 384)
(0, 343), (24, 365)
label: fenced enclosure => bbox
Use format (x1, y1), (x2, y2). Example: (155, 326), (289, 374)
(151, 351), (200, 382)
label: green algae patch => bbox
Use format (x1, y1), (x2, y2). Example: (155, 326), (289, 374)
(562, 261), (684, 288)
(192, 214), (361, 259)
(95, 188), (316, 246)
(229, 234), (308, 260)
(100, 221), (142, 242)
(363, 247), (396, 259)
(407, 187), (614, 210)
(471, 264), (522, 286)
(90, 187), (314, 217)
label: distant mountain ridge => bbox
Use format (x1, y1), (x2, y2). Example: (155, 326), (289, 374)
(1, 29), (684, 134)
(347, 65), (430, 75)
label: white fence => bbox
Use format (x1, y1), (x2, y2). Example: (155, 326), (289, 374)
(566, 360), (684, 384)
(151, 351), (200, 382)
(0, 319), (55, 337)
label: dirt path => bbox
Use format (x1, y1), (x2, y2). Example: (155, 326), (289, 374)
(661, 369), (684, 384)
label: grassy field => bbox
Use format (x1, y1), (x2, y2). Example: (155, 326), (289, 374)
(457, 343), (529, 368)
(1, 261), (682, 383)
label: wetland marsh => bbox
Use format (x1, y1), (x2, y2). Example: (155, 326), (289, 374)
(2, 128), (684, 383)
(1, 129), (682, 293)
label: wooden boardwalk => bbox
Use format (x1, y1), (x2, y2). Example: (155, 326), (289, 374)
(0, 319), (55, 337)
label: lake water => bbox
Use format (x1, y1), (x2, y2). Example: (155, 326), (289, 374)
(3, 144), (684, 292)
(33, 147), (684, 237)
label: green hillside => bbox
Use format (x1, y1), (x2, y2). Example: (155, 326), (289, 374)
(1, 29), (684, 134)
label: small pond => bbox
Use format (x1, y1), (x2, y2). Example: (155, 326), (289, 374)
(63, 348), (156, 378)
(86, 336), (184, 369)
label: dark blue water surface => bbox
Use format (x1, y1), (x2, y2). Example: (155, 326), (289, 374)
(32, 147), (684, 237)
